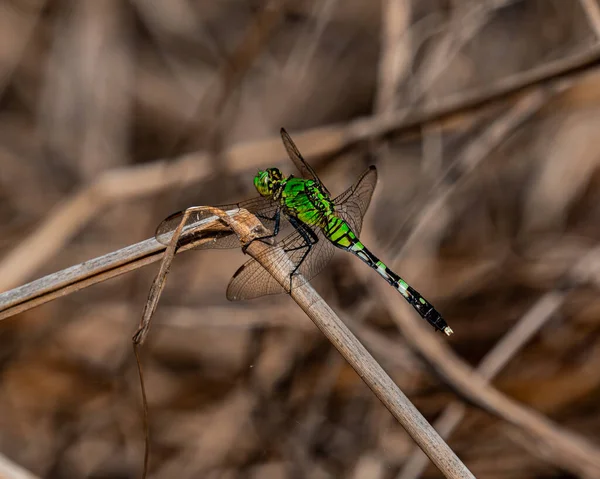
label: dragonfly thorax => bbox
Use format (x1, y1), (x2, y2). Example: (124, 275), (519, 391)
(254, 167), (286, 199)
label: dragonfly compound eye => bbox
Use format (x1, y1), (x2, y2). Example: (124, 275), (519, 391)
(267, 167), (283, 181)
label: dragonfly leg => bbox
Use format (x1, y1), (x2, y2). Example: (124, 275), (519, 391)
(241, 209), (281, 254)
(286, 217), (319, 292)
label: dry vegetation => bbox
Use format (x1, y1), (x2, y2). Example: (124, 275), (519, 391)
(1, 0), (600, 478)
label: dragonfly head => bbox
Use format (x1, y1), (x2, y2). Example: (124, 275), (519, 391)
(254, 167), (284, 197)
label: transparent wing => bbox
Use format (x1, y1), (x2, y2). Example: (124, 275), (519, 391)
(155, 196), (283, 250)
(226, 226), (335, 300)
(280, 128), (332, 196)
(333, 166), (377, 235)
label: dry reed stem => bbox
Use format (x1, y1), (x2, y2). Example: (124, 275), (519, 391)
(411, 0), (519, 102)
(284, 0), (339, 81)
(580, 0), (600, 39)
(132, 205), (195, 347)
(0, 207), (475, 479)
(394, 83), (566, 265)
(2, 4), (599, 477)
(381, 56), (597, 478)
(0, 1), (46, 95)
(0, 210), (238, 320)
(3, 43), (600, 292)
(376, 0), (411, 113)
(0, 452), (39, 479)
(377, 245), (600, 479)
(225, 210), (475, 479)
(396, 291), (566, 479)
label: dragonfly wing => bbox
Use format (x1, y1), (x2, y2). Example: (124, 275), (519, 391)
(155, 196), (283, 249)
(227, 226), (335, 300)
(280, 128), (332, 196)
(333, 166), (377, 235)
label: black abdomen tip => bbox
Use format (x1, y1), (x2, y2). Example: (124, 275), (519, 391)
(424, 308), (453, 336)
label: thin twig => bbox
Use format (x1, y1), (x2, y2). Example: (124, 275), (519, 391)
(376, 0), (412, 113)
(133, 206), (194, 346)
(131, 205), (205, 479)
(133, 344), (149, 479)
(411, 0), (518, 102)
(127, 213), (260, 479)
(394, 82), (567, 261)
(284, 0), (339, 81)
(0, 452), (40, 479)
(580, 0), (600, 39)
(286, 301), (377, 475)
(0, 1), (46, 95)
(351, 42), (600, 141)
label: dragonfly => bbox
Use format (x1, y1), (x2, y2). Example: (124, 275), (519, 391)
(156, 129), (452, 336)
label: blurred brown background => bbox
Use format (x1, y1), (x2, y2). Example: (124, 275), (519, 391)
(1, 0), (600, 478)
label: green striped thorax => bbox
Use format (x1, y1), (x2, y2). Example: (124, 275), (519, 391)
(254, 167), (285, 199)
(253, 167), (336, 230)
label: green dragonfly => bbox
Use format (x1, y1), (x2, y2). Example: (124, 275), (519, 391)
(156, 129), (452, 335)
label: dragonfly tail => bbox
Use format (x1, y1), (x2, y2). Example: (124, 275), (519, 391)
(347, 240), (453, 336)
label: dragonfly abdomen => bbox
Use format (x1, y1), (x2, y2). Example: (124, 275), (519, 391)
(345, 238), (453, 336)
(323, 216), (358, 249)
